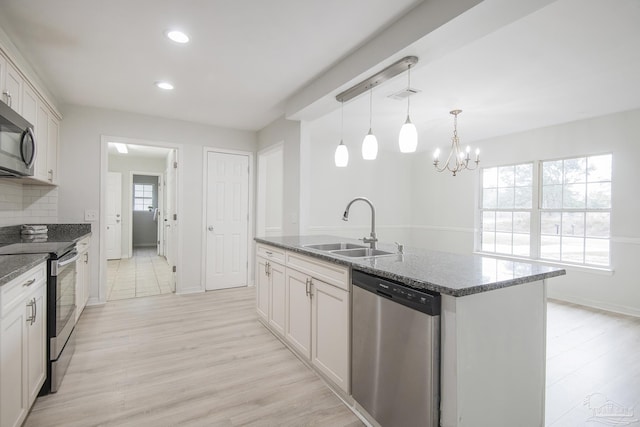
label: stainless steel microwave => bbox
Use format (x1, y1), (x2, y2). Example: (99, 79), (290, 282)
(0, 100), (36, 177)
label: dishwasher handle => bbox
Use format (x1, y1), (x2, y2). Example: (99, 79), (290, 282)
(352, 270), (441, 316)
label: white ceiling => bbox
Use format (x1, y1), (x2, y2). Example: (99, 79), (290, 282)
(0, 0), (421, 131)
(310, 0), (640, 153)
(1, 0), (638, 150)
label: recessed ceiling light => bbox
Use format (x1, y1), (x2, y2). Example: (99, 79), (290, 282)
(113, 143), (128, 154)
(166, 30), (189, 44)
(155, 81), (174, 90)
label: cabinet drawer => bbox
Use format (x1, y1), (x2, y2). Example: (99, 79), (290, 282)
(1, 263), (46, 317)
(256, 244), (285, 264)
(286, 252), (349, 291)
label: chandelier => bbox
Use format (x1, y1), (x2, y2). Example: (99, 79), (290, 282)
(433, 109), (479, 176)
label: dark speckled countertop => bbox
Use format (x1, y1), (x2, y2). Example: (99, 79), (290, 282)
(255, 235), (566, 297)
(0, 224), (92, 287)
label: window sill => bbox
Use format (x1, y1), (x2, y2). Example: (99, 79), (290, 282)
(473, 251), (615, 276)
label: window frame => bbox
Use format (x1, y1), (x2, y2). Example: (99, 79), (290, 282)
(133, 183), (154, 212)
(476, 153), (612, 270)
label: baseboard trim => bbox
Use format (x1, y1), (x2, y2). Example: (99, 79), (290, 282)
(548, 295), (640, 318)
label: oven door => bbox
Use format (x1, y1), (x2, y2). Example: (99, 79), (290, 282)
(50, 249), (79, 357)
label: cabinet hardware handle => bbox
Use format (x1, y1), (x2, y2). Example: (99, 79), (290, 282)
(32, 297), (37, 323)
(22, 278), (36, 287)
(2, 91), (11, 107)
(84, 253), (89, 263)
(267, 262), (271, 277)
(305, 278), (310, 297)
(265, 251), (273, 256)
(26, 299), (35, 324)
(48, 169), (54, 182)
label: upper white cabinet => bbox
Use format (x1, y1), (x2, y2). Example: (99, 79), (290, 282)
(0, 41), (61, 186)
(1, 56), (22, 112)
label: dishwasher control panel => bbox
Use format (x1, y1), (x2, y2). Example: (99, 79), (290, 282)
(352, 270), (440, 315)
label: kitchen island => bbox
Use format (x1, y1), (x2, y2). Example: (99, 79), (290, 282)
(255, 235), (565, 427)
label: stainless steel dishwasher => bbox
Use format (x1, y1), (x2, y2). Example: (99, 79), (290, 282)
(351, 270), (441, 427)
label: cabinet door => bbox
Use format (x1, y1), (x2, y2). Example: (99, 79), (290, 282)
(256, 256), (269, 320)
(26, 286), (46, 406)
(75, 258), (84, 322)
(284, 268), (311, 359)
(3, 60), (22, 113)
(47, 116), (59, 184)
(34, 103), (49, 181)
(268, 261), (286, 336)
(311, 279), (350, 393)
(0, 303), (29, 427)
(21, 84), (37, 126)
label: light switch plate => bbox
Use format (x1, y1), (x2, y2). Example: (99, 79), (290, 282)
(84, 209), (98, 221)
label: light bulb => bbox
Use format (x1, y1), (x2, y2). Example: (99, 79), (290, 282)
(155, 81), (174, 90)
(398, 116), (418, 153)
(433, 148), (440, 159)
(335, 142), (349, 167)
(362, 130), (378, 160)
(166, 30), (190, 44)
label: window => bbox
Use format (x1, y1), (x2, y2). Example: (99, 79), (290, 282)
(481, 163), (533, 256)
(479, 154), (612, 268)
(133, 184), (153, 211)
(540, 155), (611, 266)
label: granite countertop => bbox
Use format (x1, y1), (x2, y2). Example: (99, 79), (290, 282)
(0, 254), (49, 286)
(0, 223), (92, 287)
(255, 235), (566, 297)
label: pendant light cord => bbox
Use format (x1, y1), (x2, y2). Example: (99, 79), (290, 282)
(340, 101), (344, 142)
(407, 65), (411, 116)
(369, 88), (373, 129)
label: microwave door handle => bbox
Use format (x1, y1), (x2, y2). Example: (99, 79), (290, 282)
(21, 128), (37, 169)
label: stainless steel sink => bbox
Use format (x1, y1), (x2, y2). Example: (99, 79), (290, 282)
(304, 242), (366, 251)
(331, 248), (394, 258)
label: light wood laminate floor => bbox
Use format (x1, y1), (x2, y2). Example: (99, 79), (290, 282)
(24, 289), (640, 426)
(26, 287), (363, 427)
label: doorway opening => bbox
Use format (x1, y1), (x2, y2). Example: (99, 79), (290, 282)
(103, 139), (179, 301)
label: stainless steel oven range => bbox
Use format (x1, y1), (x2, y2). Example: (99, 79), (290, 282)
(0, 240), (78, 394)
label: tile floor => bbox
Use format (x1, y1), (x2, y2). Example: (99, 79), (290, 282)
(107, 247), (174, 301)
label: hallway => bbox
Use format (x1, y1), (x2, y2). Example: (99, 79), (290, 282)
(107, 247), (173, 300)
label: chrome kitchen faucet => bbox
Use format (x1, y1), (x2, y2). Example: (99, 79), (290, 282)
(342, 197), (378, 250)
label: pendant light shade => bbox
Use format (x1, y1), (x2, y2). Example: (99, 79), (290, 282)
(362, 130), (378, 160)
(398, 116), (418, 153)
(362, 89), (378, 160)
(398, 64), (417, 153)
(335, 140), (349, 167)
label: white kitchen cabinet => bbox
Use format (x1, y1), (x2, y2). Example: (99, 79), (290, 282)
(1, 57), (22, 113)
(21, 84), (37, 126)
(284, 268), (312, 358)
(0, 262), (47, 427)
(47, 115), (59, 184)
(256, 256), (269, 321)
(34, 103), (50, 182)
(255, 245), (286, 335)
(76, 236), (91, 321)
(268, 261), (285, 336)
(311, 279), (350, 392)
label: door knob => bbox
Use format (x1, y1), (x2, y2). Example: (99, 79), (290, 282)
(208, 226), (214, 231)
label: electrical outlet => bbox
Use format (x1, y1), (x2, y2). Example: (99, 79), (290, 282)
(84, 210), (98, 221)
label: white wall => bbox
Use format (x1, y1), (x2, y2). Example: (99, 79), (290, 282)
(57, 104), (257, 299)
(409, 108), (640, 316)
(302, 108), (640, 316)
(257, 117), (300, 235)
(108, 154), (166, 257)
(302, 110), (414, 245)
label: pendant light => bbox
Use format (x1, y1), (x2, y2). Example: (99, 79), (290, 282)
(398, 64), (418, 153)
(361, 88), (378, 160)
(334, 101), (349, 167)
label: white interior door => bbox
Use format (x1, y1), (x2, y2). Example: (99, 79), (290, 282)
(165, 150), (178, 292)
(205, 152), (249, 290)
(106, 172), (122, 260)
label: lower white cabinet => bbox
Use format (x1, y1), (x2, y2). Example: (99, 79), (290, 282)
(283, 262), (350, 393)
(256, 254), (286, 335)
(0, 262), (47, 427)
(76, 236), (91, 321)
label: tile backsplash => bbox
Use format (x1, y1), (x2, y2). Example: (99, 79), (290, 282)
(0, 180), (58, 226)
